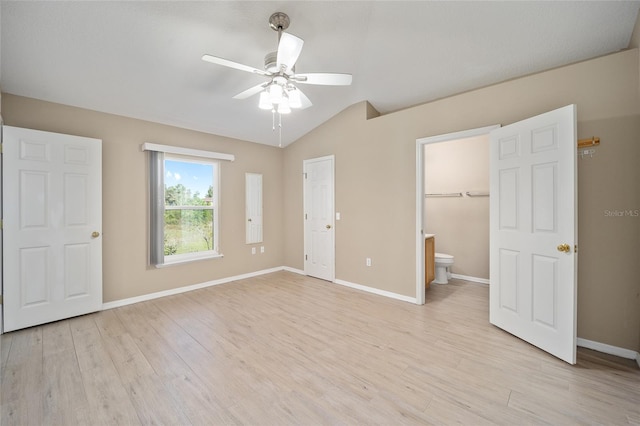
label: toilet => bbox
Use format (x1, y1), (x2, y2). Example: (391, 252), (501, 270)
(433, 253), (454, 284)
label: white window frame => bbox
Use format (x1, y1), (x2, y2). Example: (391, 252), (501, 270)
(142, 143), (234, 267)
(163, 154), (220, 265)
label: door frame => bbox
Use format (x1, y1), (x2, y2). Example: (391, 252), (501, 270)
(0, 117), (3, 334)
(303, 155), (335, 281)
(415, 125), (499, 304)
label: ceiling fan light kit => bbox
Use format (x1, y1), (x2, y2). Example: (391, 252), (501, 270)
(202, 12), (352, 146)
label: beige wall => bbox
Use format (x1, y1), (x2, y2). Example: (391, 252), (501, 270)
(424, 135), (489, 279)
(1, 95), (285, 302)
(283, 49), (640, 352)
(631, 12), (640, 356)
(577, 115), (640, 352)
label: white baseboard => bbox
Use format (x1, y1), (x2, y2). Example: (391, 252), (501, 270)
(102, 266), (416, 311)
(577, 337), (640, 364)
(334, 278), (417, 304)
(450, 273), (490, 285)
(102, 266), (284, 310)
(283, 267), (416, 303)
(282, 266), (305, 275)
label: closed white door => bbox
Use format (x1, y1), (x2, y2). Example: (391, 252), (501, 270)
(489, 105), (577, 364)
(304, 155), (335, 281)
(3, 126), (102, 332)
(245, 173), (263, 244)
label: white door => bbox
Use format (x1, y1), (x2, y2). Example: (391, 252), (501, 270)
(303, 155), (335, 281)
(3, 126), (103, 332)
(245, 173), (263, 244)
(489, 105), (577, 364)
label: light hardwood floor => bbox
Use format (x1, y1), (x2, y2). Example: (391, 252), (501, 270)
(1, 271), (639, 425)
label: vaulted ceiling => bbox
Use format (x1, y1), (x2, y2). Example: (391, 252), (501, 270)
(2, 1), (639, 147)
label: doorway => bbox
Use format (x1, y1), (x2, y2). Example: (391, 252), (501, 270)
(423, 134), (491, 285)
(303, 155), (335, 281)
(415, 125), (498, 304)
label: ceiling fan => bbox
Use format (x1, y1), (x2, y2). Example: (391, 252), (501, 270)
(202, 12), (352, 114)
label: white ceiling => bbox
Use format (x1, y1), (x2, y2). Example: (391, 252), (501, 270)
(2, 1), (639, 147)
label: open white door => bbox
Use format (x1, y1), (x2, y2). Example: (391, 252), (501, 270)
(3, 126), (103, 332)
(490, 105), (577, 364)
(303, 155), (335, 281)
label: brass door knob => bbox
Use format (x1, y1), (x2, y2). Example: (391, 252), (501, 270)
(557, 243), (570, 253)
(326, 224), (332, 229)
(91, 231), (100, 238)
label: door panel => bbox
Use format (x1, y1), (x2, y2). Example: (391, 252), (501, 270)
(20, 246), (49, 306)
(3, 126), (102, 332)
(304, 156), (335, 281)
(245, 173), (263, 244)
(490, 105), (577, 364)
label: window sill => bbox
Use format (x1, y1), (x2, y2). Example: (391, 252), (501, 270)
(155, 252), (224, 268)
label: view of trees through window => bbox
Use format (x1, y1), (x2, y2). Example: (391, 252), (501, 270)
(164, 159), (216, 256)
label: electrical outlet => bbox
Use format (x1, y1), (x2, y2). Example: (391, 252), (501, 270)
(251, 247), (256, 255)
(260, 246), (265, 254)
(366, 257), (372, 267)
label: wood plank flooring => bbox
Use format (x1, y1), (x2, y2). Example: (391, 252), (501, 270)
(2, 271), (639, 425)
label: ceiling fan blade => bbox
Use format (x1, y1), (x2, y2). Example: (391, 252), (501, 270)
(296, 88), (313, 109)
(293, 73), (352, 86)
(276, 33), (304, 74)
(233, 82), (268, 100)
(202, 54), (269, 76)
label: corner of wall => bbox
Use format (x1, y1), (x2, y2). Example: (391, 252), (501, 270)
(629, 9), (640, 49)
(365, 101), (381, 120)
(630, 10), (640, 98)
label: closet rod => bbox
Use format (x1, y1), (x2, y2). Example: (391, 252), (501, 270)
(425, 192), (463, 198)
(465, 191), (490, 197)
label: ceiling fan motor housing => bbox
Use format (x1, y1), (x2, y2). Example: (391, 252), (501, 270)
(269, 12), (290, 31)
(264, 52), (278, 73)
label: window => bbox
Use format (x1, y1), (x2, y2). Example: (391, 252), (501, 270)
(144, 143), (234, 266)
(163, 156), (219, 262)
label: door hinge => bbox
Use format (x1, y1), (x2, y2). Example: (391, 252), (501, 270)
(304, 213), (307, 220)
(575, 244), (578, 253)
(0, 295), (3, 305)
(0, 219), (3, 230)
(305, 254), (308, 261)
(303, 172), (307, 179)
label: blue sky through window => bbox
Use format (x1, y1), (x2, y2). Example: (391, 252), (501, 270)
(165, 160), (214, 197)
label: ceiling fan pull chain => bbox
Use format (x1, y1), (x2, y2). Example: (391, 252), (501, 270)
(278, 113), (283, 148)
